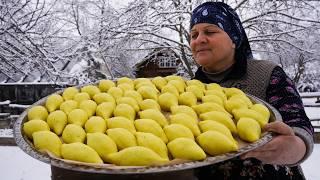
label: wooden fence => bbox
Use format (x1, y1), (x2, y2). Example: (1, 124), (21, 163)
(310, 118), (320, 129)
(300, 92), (320, 107)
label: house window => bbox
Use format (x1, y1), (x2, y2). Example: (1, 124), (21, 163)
(158, 57), (177, 68)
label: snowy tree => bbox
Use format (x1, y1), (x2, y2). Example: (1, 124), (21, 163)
(106, 0), (199, 77)
(0, 0), (319, 87)
(57, 0), (136, 81)
(111, 0), (320, 82)
(243, 0), (320, 86)
(53, 0), (120, 83)
(0, 0), (65, 82)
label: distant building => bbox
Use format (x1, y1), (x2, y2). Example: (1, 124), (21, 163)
(133, 48), (182, 78)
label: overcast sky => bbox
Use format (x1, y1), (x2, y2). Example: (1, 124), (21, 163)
(109, 0), (132, 9)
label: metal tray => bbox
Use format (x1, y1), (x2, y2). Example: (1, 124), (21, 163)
(14, 87), (281, 174)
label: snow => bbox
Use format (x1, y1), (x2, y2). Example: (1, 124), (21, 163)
(69, 60), (88, 75)
(0, 100), (11, 105)
(0, 146), (51, 180)
(300, 92), (320, 98)
(8, 104), (30, 109)
(110, 0), (133, 9)
(0, 128), (13, 137)
(306, 107), (320, 120)
(301, 95), (320, 107)
(302, 145), (320, 179)
(303, 98), (320, 132)
(0, 113), (10, 117)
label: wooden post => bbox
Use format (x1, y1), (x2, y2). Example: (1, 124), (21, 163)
(314, 132), (320, 143)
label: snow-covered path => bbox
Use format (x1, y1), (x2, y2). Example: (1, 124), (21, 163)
(0, 146), (50, 180)
(302, 144), (320, 180)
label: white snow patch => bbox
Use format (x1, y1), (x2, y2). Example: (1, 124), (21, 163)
(304, 106), (320, 132)
(33, 76), (41, 83)
(0, 100), (11, 105)
(302, 144), (320, 179)
(300, 92), (320, 98)
(0, 146), (51, 180)
(8, 104), (30, 109)
(306, 107), (320, 120)
(69, 60), (88, 75)
(0, 129), (13, 137)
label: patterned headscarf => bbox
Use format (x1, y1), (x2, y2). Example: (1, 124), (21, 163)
(190, 2), (253, 60)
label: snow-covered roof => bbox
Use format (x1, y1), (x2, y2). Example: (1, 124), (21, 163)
(133, 48), (180, 69)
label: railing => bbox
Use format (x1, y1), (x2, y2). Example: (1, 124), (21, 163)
(311, 118), (320, 130)
(300, 92), (320, 100)
(0, 101), (29, 130)
(300, 92), (320, 107)
(0, 112), (16, 146)
(299, 92), (320, 131)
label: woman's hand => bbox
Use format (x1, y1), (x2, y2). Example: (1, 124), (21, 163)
(241, 121), (306, 165)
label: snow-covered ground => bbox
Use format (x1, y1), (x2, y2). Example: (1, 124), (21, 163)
(302, 144), (320, 180)
(0, 97), (319, 180)
(0, 128), (13, 137)
(0, 146), (50, 180)
(303, 98), (320, 132)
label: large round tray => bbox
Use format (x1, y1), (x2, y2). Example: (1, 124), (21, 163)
(14, 87), (282, 175)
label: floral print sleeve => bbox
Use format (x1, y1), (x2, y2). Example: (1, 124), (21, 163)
(266, 66), (314, 135)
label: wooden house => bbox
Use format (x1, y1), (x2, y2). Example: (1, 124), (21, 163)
(133, 48), (182, 78)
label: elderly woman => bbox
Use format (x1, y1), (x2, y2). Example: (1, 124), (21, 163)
(190, 2), (314, 179)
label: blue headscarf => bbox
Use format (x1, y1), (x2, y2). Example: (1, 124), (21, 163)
(190, 2), (253, 62)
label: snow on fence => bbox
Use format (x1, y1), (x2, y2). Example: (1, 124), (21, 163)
(300, 92), (320, 99)
(0, 100), (11, 105)
(0, 101), (29, 130)
(8, 104), (30, 109)
(300, 92), (320, 107)
(311, 119), (320, 130)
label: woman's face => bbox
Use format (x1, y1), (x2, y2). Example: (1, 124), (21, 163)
(190, 23), (236, 72)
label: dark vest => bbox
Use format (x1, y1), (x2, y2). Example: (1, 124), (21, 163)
(214, 60), (278, 101)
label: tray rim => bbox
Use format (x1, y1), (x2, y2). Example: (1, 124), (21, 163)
(13, 86), (282, 174)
